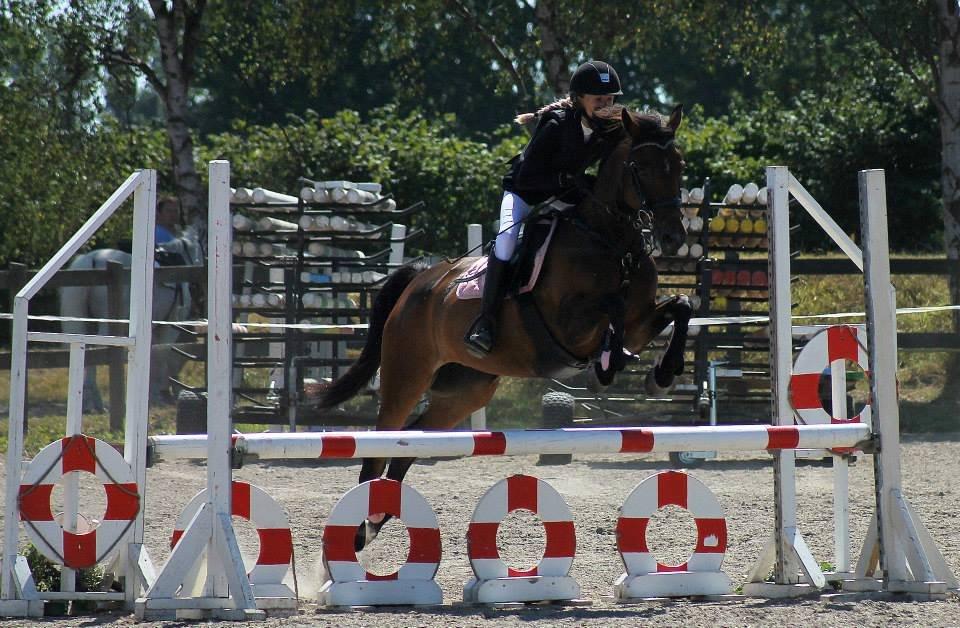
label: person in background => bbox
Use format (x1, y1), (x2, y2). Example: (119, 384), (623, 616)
(464, 60), (624, 357)
(155, 196), (181, 244)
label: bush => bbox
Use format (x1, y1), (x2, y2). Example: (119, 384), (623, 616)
(678, 70), (940, 252)
(202, 106), (525, 255)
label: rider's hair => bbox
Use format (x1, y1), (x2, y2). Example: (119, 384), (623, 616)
(513, 94), (583, 127)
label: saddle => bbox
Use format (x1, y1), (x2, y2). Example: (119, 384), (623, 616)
(455, 216), (558, 301)
(455, 213), (629, 382)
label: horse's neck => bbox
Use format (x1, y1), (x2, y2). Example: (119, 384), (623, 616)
(575, 140), (629, 241)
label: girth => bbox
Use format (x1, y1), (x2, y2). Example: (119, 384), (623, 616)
(514, 292), (591, 379)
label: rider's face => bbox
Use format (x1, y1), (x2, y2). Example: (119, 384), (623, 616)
(581, 94), (615, 119)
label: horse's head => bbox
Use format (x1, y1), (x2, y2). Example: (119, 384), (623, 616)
(593, 105), (686, 256)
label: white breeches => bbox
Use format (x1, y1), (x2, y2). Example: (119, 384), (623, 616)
(493, 191), (531, 261)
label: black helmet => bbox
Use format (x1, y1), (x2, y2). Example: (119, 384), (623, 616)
(569, 60), (622, 96)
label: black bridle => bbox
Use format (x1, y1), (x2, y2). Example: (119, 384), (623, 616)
(623, 138), (682, 217)
(603, 137), (683, 256)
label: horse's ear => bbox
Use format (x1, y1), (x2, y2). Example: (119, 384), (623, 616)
(621, 107), (640, 137)
(667, 104), (683, 131)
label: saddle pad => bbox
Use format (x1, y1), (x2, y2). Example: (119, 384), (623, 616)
(455, 217), (559, 300)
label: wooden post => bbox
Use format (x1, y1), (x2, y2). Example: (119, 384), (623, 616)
(106, 260), (126, 430)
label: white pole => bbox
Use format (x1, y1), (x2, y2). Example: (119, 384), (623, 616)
(467, 223), (487, 430)
(1, 296), (28, 601)
(787, 173), (863, 271)
(389, 224), (406, 266)
(60, 343), (86, 594)
(859, 169), (907, 582)
(206, 160), (235, 597)
(768, 166), (802, 584)
(124, 169), (156, 605)
(831, 357), (850, 575)
(467, 224), (483, 254)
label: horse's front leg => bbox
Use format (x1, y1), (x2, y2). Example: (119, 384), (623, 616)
(645, 295), (692, 393)
(624, 295), (693, 395)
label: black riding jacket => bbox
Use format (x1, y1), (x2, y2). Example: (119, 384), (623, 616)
(502, 107), (609, 205)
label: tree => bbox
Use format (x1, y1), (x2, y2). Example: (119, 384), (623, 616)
(834, 1), (960, 390)
(101, 1), (207, 224)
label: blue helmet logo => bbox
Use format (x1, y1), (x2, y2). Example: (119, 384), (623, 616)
(599, 72), (610, 83)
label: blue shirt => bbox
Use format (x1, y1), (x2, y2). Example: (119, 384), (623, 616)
(156, 225), (176, 243)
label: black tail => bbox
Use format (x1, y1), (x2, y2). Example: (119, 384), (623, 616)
(318, 262), (428, 408)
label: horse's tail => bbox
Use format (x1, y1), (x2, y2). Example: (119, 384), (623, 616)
(318, 262), (428, 409)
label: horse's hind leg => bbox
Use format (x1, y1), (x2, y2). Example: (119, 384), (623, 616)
(385, 365), (500, 484)
(356, 366), (499, 551)
(645, 295), (693, 394)
(353, 351), (439, 550)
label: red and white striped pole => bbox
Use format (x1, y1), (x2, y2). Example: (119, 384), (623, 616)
(149, 423), (870, 463)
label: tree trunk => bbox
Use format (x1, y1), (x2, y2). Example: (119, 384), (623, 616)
(150, 0), (205, 224)
(533, 0), (570, 96)
(935, 0), (960, 403)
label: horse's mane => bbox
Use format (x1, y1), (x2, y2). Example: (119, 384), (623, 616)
(591, 105), (675, 144)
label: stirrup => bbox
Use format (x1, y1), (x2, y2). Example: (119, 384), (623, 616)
(465, 318), (494, 357)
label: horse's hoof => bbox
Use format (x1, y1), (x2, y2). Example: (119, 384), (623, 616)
(645, 369), (672, 395)
(586, 367), (609, 392)
(353, 520), (380, 552)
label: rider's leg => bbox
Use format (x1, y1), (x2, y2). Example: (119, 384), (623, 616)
(464, 191), (530, 357)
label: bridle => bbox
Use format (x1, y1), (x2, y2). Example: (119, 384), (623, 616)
(623, 138), (682, 217)
(604, 137), (682, 255)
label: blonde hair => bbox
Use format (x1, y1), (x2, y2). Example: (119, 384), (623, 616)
(513, 96), (579, 126)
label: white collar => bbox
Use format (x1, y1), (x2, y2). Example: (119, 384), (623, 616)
(581, 117), (593, 142)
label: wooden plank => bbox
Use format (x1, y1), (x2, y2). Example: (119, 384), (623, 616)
(0, 346), (113, 369)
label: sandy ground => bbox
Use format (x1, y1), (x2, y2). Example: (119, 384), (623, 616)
(1, 434), (959, 627)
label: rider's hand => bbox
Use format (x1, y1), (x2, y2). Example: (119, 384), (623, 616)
(559, 172), (584, 189)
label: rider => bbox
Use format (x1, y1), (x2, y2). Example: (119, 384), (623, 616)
(464, 60), (623, 357)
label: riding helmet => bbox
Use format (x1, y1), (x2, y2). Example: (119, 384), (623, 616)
(569, 60), (623, 96)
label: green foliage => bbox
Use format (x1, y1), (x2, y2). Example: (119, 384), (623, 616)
(203, 106), (525, 255)
(0, 105), (170, 266)
(24, 544), (105, 609)
(679, 60), (940, 252)
(196, 1), (525, 136)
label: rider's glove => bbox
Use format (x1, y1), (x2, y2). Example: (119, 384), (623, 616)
(558, 172), (584, 189)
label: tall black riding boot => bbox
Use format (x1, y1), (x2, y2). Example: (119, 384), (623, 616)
(464, 254), (509, 357)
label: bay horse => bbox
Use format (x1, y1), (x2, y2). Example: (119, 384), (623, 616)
(321, 105), (691, 550)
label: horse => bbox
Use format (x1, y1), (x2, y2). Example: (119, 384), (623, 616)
(320, 105), (690, 551)
(59, 228), (204, 412)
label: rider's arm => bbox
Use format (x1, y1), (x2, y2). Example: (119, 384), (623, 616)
(512, 117), (565, 197)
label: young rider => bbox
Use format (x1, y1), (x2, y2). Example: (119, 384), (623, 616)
(464, 60), (623, 357)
